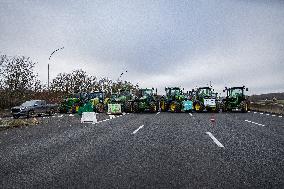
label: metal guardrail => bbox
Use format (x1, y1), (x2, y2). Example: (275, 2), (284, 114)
(250, 102), (284, 115)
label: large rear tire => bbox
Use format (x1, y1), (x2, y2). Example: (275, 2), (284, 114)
(125, 102), (133, 113)
(96, 103), (105, 113)
(150, 101), (158, 113)
(194, 101), (203, 113)
(160, 99), (167, 112)
(133, 102), (140, 113)
(170, 101), (181, 113)
(240, 101), (248, 113)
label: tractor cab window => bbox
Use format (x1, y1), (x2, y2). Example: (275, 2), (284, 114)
(198, 88), (211, 97)
(89, 93), (103, 99)
(142, 89), (153, 96)
(170, 89), (181, 96)
(120, 90), (130, 96)
(229, 88), (243, 98)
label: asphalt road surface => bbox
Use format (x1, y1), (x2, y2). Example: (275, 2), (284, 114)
(0, 111), (283, 188)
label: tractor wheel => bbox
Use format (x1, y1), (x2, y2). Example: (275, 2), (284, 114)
(194, 101), (203, 113)
(49, 108), (55, 116)
(240, 101), (248, 113)
(170, 101), (181, 113)
(13, 115), (20, 119)
(222, 104), (228, 112)
(96, 103), (105, 113)
(133, 102), (140, 113)
(160, 99), (167, 112)
(150, 101), (158, 113)
(125, 102), (133, 113)
(215, 103), (220, 113)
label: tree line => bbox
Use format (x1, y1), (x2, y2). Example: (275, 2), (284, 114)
(0, 55), (138, 109)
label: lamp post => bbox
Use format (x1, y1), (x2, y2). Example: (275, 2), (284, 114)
(48, 47), (64, 90)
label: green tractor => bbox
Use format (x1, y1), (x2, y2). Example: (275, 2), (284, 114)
(107, 88), (136, 114)
(222, 86), (250, 113)
(159, 87), (193, 113)
(59, 93), (86, 113)
(78, 91), (109, 114)
(132, 88), (159, 113)
(193, 87), (220, 113)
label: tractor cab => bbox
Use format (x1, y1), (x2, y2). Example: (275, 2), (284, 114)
(166, 87), (183, 100)
(88, 92), (105, 103)
(222, 86), (249, 112)
(193, 87), (219, 112)
(196, 87), (214, 99)
(160, 87), (193, 113)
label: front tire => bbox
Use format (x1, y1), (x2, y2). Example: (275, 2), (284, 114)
(150, 101), (158, 113)
(27, 110), (34, 118)
(160, 99), (167, 112)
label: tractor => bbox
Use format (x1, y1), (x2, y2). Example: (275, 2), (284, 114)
(159, 87), (193, 113)
(222, 86), (250, 113)
(107, 88), (136, 114)
(59, 93), (86, 113)
(78, 91), (109, 114)
(132, 88), (159, 113)
(192, 87), (220, 112)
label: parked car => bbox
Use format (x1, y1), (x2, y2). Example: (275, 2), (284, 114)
(11, 100), (57, 119)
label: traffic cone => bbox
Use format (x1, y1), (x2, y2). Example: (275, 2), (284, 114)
(210, 114), (215, 124)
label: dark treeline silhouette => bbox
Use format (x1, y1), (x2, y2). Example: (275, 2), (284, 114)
(250, 93), (284, 102)
(0, 54), (138, 109)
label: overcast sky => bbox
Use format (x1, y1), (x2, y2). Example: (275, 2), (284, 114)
(1, 0), (284, 95)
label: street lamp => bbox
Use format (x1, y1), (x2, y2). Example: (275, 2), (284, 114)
(48, 47), (64, 90)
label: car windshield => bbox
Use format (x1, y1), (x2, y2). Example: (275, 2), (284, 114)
(198, 88), (212, 96)
(229, 88), (243, 97)
(21, 101), (37, 106)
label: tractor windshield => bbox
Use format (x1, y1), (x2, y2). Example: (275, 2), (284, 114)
(142, 89), (153, 96)
(120, 90), (130, 96)
(89, 93), (103, 99)
(170, 89), (181, 96)
(229, 88), (243, 98)
(198, 88), (212, 97)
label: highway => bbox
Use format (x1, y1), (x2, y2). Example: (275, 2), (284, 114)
(0, 111), (283, 188)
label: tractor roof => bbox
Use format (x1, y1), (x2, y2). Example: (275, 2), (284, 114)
(198, 87), (211, 90)
(166, 87), (181, 90)
(230, 87), (245, 89)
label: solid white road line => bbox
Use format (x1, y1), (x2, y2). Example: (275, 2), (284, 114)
(206, 132), (224, 148)
(133, 125), (144, 134)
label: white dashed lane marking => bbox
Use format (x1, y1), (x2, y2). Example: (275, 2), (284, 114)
(206, 132), (224, 148)
(245, 120), (265, 127)
(133, 125), (144, 134)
